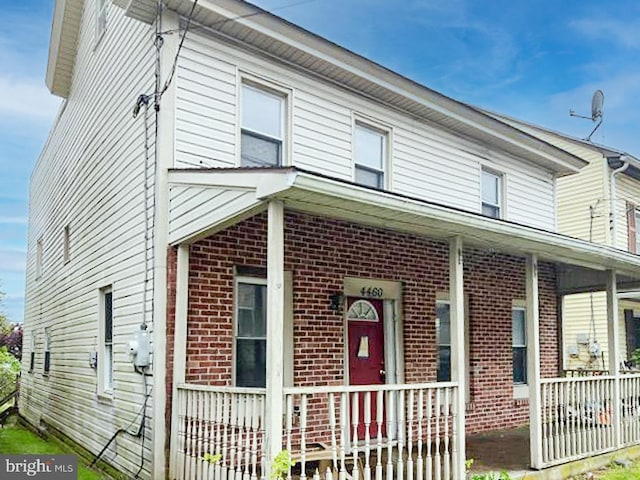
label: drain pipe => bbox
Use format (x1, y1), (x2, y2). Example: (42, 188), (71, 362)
(610, 155), (630, 247)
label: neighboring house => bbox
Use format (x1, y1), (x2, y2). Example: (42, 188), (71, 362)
(490, 113), (640, 371)
(20, 1), (640, 479)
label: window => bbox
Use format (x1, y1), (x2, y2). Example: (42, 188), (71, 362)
(63, 225), (70, 263)
(99, 286), (113, 394)
(36, 238), (43, 279)
(636, 209), (640, 254)
(44, 328), (51, 375)
(29, 333), (36, 373)
(436, 301), (451, 382)
(235, 279), (267, 388)
(96, 0), (107, 42)
(354, 123), (386, 189)
(481, 168), (503, 218)
(512, 307), (527, 384)
(241, 84), (284, 167)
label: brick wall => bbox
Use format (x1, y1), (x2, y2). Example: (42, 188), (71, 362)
(166, 210), (560, 434)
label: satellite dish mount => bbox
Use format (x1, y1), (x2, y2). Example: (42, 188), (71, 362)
(570, 90), (604, 142)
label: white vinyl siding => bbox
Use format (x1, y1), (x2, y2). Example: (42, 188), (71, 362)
(21, 3), (154, 477)
(175, 32), (557, 230)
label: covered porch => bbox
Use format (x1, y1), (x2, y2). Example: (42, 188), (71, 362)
(166, 167), (640, 480)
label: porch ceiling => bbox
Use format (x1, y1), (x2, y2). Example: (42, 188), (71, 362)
(167, 167), (640, 291)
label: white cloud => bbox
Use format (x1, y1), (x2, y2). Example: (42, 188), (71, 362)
(0, 216), (27, 225)
(0, 249), (26, 273)
(570, 18), (640, 49)
(0, 74), (60, 124)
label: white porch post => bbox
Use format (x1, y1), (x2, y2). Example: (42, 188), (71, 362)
(169, 244), (189, 479)
(526, 255), (543, 469)
(265, 200), (285, 471)
(449, 237), (466, 480)
(606, 270), (621, 448)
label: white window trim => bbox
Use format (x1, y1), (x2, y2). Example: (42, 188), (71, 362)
(512, 300), (528, 399)
(44, 327), (51, 376)
(635, 209), (640, 254)
(95, 0), (108, 47)
(436, 293), (471, 403)
(352, 117), (392, 190)
(237, 75), (291, 168)
(232, 273), (294, 387)
(98, 286), (113, 397)
(29, 332), (37, 373)
(63, 225), (71, 264)
(233, 276), (268, 387)
(480, 166), (505, 219)
(36, 238), (43, 279)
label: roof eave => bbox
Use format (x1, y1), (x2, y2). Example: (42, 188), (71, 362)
(46, 0), (82, 98)
(113, 0), (585, 175)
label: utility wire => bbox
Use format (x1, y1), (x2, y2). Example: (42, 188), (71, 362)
(159, 0), (199, 98)
(157, 0), (320, 97)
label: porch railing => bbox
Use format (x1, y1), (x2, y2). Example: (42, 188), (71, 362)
(283, 382), (460, 480)
(171, 384), (266, 480)
(539, 376), (616, 467)
(620, 373), (640, 446)
(538, 373), (640, 468)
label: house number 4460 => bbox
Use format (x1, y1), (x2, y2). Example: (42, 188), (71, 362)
(360, 287), (383, 298)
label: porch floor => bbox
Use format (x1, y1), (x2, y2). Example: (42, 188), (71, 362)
(467, 427), (640, 480)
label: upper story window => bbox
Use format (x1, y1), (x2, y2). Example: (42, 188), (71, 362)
(512, 306), (527, 384)
(626, 202), (639, 254)
(235, 278), (267, 388)
(96, 0), (107, 43)
(636, 209), (640, 254)
(354, 123), (387, 189)
(481, 167), (503, 219)
(241, 84), (285, 167)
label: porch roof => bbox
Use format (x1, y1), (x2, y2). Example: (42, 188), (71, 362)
(167, 167), (640, 293)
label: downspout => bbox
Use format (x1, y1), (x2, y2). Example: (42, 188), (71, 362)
(610, 155), (630, 248)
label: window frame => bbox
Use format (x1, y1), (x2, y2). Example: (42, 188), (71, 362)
(98, 286), (114, 396)
(239, 80), (287, 168)
(63, 225), (71, 264)
(43, 327), (51, 375)
(36, 238), (43, 279)
(512, 303), (528, 390)
(234, 276), (268, 388)
(353, 121), (389, 190)
(635, 208), (640, 254)
(435, 295), (470, 403)
(435, 300), (451, 383)
(29, 332), (36, 373)
(481, 167), (504, 219)
(95, 0), (108, 46)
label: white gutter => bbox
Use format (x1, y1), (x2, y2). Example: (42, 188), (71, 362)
(610, 156), (630, 248)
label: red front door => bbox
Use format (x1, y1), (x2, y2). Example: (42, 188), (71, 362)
(347, 298), (385, 438)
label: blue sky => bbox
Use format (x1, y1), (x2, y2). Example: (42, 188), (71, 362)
(1, 0), (640, 322)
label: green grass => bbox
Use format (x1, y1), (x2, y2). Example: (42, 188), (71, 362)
(599, 463), (640, 480)
(0, 424), (107, 480)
